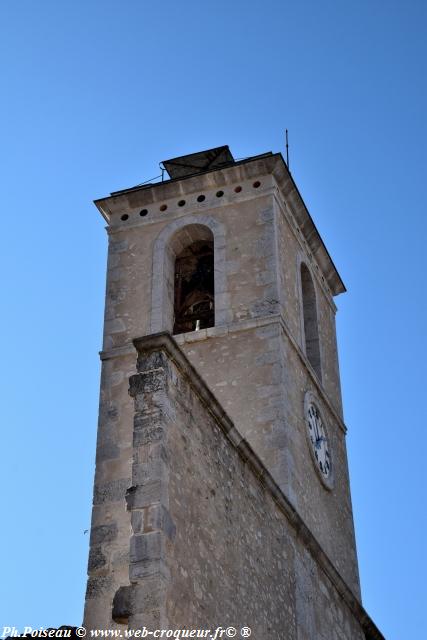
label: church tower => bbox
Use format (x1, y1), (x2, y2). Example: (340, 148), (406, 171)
(84, 147), (383, 639)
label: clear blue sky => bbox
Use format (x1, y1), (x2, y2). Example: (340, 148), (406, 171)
(1, 1), (425, 638)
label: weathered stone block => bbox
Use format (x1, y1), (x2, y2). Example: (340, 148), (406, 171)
(112, 548), (130, 568)
(96, 441), (120, 462)
(109, 239), (129, 254)
(132, 460), (166, 485)
(90, 523), (118, 545)
(137, 350), (169, 372)
(130, 532), (162, 563)
(133, 442), (169, 466)
(126, 481), (164, 510)
(88, 546), (107, 572)
(258, 207), (274, 223)
(251, 298), (279, 318)
(131, 510), (144, 534)
(129, 559), (169, 582)
(93, 478), (130, 505)
(85, 576), (113, 600)
(144, 504), (176, 540)
(132, 577), (167, 613)
(133, 413), (165, 446)
(129, 370), (166, 397)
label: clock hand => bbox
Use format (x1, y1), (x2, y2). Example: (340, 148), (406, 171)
(315, 435), (327, 449)
(312, 416), (320, 442)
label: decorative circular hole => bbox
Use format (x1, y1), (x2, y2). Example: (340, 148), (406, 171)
(216, 190), (224, 198)
(178, 200), (186, 207)
(121, 214), (129, 221)
(160, 204), (168, 212)
(139, 209), (148, 217)
(197, 194), (205, 202)
(253, 181), (261, 188)
(234, 186), (242, 193)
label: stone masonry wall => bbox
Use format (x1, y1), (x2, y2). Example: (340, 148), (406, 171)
(113, 334), (382, 639)
(83, 352), (135, 629)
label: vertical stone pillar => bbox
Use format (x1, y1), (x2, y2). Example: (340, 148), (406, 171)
(113, 345), (176, 629)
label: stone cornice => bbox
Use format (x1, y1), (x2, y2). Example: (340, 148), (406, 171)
(95, 153), (345, 296)
(105, 186), (275, 237)
(100, 311), (346, 432)
(131, 332), (384, 640)
(94, 156), (275, 221)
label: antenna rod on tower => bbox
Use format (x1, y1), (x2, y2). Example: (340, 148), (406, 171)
(285, 129), (289, 169)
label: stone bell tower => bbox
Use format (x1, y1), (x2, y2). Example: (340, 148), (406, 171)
(84, 146), (383, 639)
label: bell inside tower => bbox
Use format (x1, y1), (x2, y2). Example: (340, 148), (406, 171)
(173, 240), (214, 335)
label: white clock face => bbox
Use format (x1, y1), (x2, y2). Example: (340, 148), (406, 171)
(305, 398), (332, 483)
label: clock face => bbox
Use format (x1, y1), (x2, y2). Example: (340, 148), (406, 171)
(304, 394), (332, 487)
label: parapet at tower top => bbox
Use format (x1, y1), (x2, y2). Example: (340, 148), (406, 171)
(99, 144), (345, 297)
(110, 145), (275, 196)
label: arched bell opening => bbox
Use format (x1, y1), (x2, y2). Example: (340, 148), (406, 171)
(169, 225), (215, 335)
(301, 263), (322, 380)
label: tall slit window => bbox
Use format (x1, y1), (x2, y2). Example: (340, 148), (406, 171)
(173, 240), (214, 335)
(301, 263), (321, 379)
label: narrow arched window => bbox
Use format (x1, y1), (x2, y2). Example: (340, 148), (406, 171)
(301, 263), (321, 379)
(173, 239), (214, 335)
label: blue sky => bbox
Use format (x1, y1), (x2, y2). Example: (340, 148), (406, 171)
(0, 1), (425, 638)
